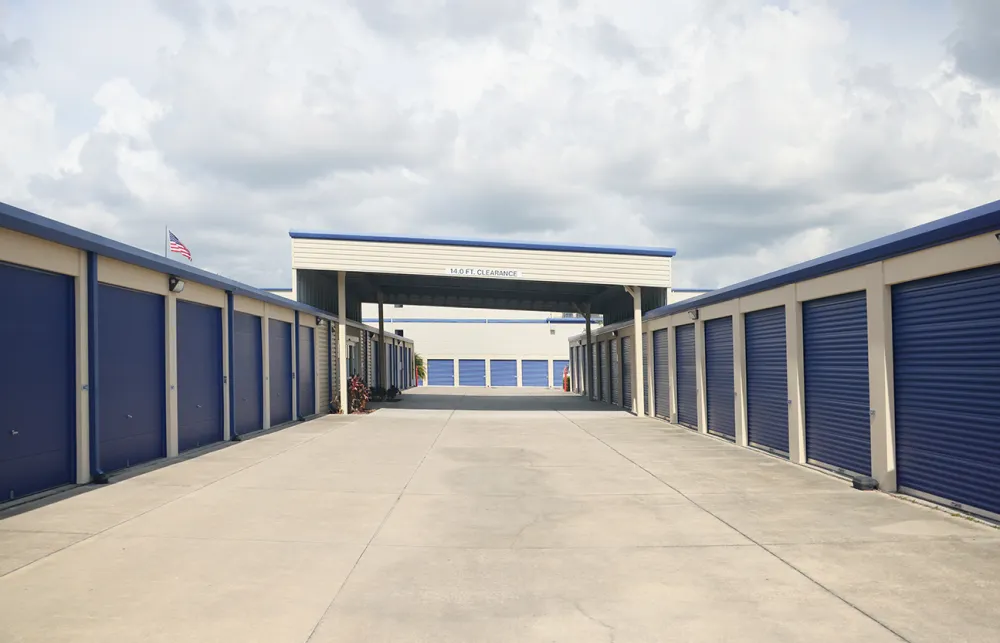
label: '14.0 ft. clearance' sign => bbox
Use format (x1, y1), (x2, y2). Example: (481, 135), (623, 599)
(447, 267), (523, 279)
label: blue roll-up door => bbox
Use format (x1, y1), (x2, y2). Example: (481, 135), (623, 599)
(427, 359), (455, 386)
(233, 312), (263, 436)
(622, 336), (633, 411)
(610, 340), (621, 405)
(705, 316), (735, 440)
(892, 264), (1000, 517)
(98, 284), (165, 472)
(642, 336), (649, 413)
(177, 301), (223, 452)
(803, 291), (870, 476)
(490, 360), (517, 387)
(653, 329), (670, 419)
(675, 324), (697, 428)
(459, 359), (487, 386)
(590, 344), (601, 400)
(268, 320), (293, 426)
(553, 359), (569, 390)
(1, 262), (75, 501)
(600, 342), (610, 402)
(298, 326), (315, 417)
(521, 360), (549, 387)
(745, 306), (788, 455)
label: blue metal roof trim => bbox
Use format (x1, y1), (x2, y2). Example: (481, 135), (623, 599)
(672, 288), (714, 293)
(288, 231), (677, 258)
(0, 200), (335, 321)
(645, 198), (1000, 321)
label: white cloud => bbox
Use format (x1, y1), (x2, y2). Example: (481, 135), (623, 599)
(1, 0), (998, 294)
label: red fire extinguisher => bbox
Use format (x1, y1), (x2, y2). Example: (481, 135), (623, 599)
(562, 366), (570, 391)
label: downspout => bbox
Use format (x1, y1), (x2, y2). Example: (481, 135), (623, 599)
(227, 291), (239, 441)
(87, 251), (108, 483)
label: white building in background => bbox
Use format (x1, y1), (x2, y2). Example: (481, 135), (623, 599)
(360, 304), (591, 388)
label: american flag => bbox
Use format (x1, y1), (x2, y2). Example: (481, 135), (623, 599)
(168, 231), (192, 261)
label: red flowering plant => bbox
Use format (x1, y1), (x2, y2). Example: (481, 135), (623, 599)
(348, 375), (370, 414)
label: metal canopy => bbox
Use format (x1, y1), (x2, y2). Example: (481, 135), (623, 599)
(345, 271), (624, 313)
(290, 231), (674, 317)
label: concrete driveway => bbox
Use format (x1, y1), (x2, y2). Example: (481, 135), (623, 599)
(1, 388), (998, 642)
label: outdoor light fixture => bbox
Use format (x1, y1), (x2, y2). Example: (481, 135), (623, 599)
(688, 309), (699, 320)
(316, 316), (324, 325)
(995, 232), (1000, 243)
(611, 330), (618, 337)
(168, 276), (185, 293)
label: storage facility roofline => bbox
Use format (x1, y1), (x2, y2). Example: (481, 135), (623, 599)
(0, 200), (375, 332)
(644, 198), (1000, 322)
(288, 230), (677, 258)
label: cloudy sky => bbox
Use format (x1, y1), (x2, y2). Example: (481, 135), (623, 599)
(1, 0), (998, 289)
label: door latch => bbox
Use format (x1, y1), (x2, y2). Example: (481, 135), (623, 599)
(10, 429), (18, 436)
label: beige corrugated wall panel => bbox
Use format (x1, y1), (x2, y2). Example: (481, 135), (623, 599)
(0, 228), (81, 276)
(293, 239), (671, 288)
(234, 295), (265, 316)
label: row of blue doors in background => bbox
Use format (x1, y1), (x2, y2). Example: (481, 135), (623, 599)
(0, 260), (317, 503)
(427, 359), (568, 387)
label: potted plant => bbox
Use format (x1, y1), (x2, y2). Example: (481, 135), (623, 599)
(414, 354), (427, 386)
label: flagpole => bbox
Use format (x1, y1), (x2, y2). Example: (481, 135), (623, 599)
(164, 225), (169, 259)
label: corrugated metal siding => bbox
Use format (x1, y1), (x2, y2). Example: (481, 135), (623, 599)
(177, 300), (224, 452)
(745, 306), (789, 455)
(98, 284), (166, 472)
(298, 326), (316, 417)
(427, 359), (455, 386)
(705, 316), (735, 440)
(490, 359), (517, 387)
(522, 360), (549, 387)
(293, 239), (672, 288)
(892, 263), (1000, 517)
(803, 291), (871, 476)
(459, 359), (487, 386)
(233, 312), (263, 435)
(268, 320), (293, 426)
(553, 359), (569, 389)
(316, 324), (330, 413)
(622, 336), (633, 411)
(653, 329), (670, 420)
(0, 262), (75, 501)
(610, 339), (621, 405)
(675, 324), (697, 428)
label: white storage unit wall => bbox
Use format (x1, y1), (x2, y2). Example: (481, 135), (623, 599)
(568, 199), (1000, 520)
